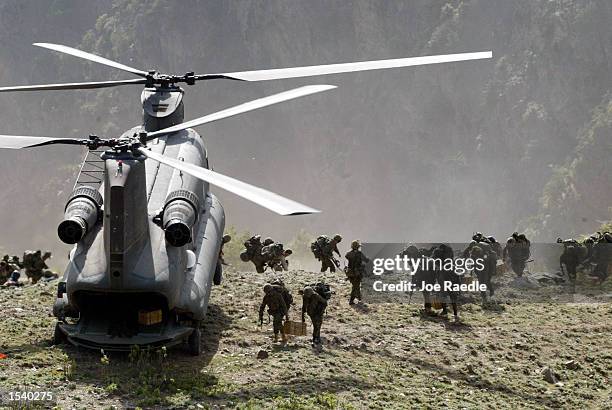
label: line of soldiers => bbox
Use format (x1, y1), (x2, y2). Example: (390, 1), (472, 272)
(257, 235), (368, 346)
(0, 250), (58, 287)
(401, 232), (531, 321)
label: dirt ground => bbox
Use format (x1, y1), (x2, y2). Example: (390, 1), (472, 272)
(0, 267), (610, 409)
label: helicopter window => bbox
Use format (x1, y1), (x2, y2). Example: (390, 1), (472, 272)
(152, 104), (168, 112)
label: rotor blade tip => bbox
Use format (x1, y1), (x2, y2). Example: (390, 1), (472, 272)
(287, 210), (321, 216)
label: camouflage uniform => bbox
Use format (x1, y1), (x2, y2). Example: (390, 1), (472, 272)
(504, 233), (530, 277)
(23, 250), (53, 284)
(432, 244), (460, 320)
(214, 234), (231, 285)
(259, 284), (288, 342)
(316, 235), (342, 273)
(261, 241), (290, 272)
(301, 286), (328, 345)
(557, 238), (588, 282)
(241, 235), (267, 273)
(0, 258), (21, 286)
(467, 244), (495, 302)
(345, 240), (369, 305)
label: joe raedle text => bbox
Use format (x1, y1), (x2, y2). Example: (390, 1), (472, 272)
(372, 280), (488, 293)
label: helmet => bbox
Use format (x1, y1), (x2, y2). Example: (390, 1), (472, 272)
(303, 287), (314, 297)
(512, 232), (519, 238)
(222, 234), (232, 243)
(351, 240), (360, 250)
(487, 236), (496, 243)
(263, 284), (273, 294)
(507, 237), (516, 244)
(517, 234), (526, 241)
(263, 237), (274, 246)
(333, 234), (342, 242)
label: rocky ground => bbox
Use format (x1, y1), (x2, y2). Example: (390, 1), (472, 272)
(0, 267), (610, 409)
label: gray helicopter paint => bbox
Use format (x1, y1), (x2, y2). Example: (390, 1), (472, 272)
(62, 126), (224, 341)
(141, 87), (183, 118)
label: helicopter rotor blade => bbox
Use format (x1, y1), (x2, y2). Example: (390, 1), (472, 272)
(0, 78), (147, 92)
(0, 135), (87, 149)
(33, 42), (149, 77)
(146, 84), (336, 139)
(206, 51), (492, 82)
(138, 147), (319, 216)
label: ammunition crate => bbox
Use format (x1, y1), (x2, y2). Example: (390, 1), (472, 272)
(283, 320), (307, 336)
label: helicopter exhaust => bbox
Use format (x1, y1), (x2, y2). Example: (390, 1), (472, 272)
(162, 190), (199, 247)
(57, 187), (103, 244)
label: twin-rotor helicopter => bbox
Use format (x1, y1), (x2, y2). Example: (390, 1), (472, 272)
(0, 42), (491, 354)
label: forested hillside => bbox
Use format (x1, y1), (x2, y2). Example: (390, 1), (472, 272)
(0, 0), (610, 261)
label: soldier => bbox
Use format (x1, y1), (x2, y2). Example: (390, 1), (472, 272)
(218, 234), (232, 266)
(467, 244), (495, 303)
(430, 244), (460, 320)
(301, 285), (328, 346)
(261, 240), (291, 272)
(344, 240), (370, 305)
(557, 237), (588, 283)
(23, 250), (55, 284)
(1, 258), (21, 287)
(405, 245), (437, 314)
(241, 235), (266, 273)
(259, 283), (288, 343)
(311, 234), (342, 272)
(0, 260), (10, 285)
(504, 233), (530, 277)
(588, 232), (611, 283)
(214, 234), (232, 285)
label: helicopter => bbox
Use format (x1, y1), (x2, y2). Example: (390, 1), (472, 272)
(0, 43), (491, 354)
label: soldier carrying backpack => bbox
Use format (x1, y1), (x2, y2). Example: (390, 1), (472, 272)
(311, 234), (342, 272)
(301, 283), (330, 346)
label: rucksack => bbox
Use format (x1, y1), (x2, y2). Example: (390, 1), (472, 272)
(269, 279), (293, 307)
(311, 235), (330, 259)
(308, 282), (332, 300)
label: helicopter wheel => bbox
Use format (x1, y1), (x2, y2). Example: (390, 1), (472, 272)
(53, 322), (67, 345)
(187, 328), (201, 356)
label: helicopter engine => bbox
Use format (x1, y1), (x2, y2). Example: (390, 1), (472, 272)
(57, 186), (103, 244)
(162, 190), (199, 247)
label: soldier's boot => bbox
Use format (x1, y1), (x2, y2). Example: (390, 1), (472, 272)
(273, 333), (279, 342)
(281, 332), (287, 344)
(441, 303), (448, 316)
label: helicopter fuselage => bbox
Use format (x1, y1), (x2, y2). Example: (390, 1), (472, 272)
(57, 127), (225, 350)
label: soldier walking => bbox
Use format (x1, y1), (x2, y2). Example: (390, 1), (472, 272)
(301, 285), (328, 346)
(259, 283), (288, 343)
(344, 240), (369, 305)
(311, 234), (342, 272)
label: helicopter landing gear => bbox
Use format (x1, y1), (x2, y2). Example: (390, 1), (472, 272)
(53, 322), (67, 345)
(187, 327), (201, 356)
(213, 261), (222, 285)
